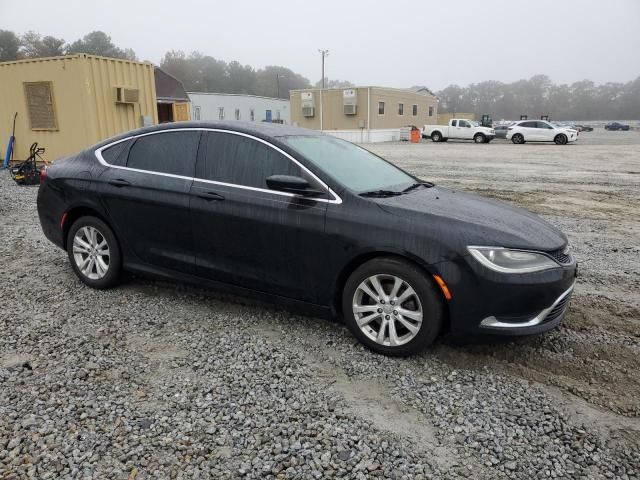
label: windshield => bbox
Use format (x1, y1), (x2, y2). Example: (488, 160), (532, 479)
(281, 135), (416, 193)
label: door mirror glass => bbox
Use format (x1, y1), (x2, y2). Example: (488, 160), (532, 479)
(266, 175), (324, 197)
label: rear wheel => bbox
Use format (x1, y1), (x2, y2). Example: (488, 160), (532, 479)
(474, 133), (486, 144)
(512, 133), (524, 144)
(67, 216), (121, 289)
(554, 134), (567, 145)
(431, 131), (442, 142)
(342, 257), (444, 356)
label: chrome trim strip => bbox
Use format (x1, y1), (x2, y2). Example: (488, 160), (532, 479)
(94, 127), (342, 204)
(479, 281), (575, 329)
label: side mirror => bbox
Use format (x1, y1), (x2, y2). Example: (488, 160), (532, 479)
(266, 175), (325, 197)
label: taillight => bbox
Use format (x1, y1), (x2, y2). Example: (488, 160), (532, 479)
(39, 166), (48, 185)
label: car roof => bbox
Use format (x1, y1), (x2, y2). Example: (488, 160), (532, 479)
(93, 121), (322, 150)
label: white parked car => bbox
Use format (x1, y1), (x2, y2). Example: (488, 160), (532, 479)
(506, 120), (578, 145)
(422, 119), (496, 143)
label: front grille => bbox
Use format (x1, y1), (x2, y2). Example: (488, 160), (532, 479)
(547, 248), (572, 265)
(545, 293), (571, 322)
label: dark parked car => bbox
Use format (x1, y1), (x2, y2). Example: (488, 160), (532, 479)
(573, 124), (593, 132)
(604, 122), (630, 131)
(493, 125), (510, 139)
(38, 122), (577, 356)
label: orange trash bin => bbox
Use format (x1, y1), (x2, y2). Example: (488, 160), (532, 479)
(410, 129), (421, 143)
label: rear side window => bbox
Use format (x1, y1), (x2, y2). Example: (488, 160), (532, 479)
(199, 132), (303, 189)
(100, 139), (131, 167)
(127, 131), (200, 177)
(451, 120), (457, 127)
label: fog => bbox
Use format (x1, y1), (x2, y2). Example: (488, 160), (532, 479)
(2, 0), (639, 89)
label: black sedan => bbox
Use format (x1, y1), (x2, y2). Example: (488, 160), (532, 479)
(604, 122), (630, 131)
(38, 122), (577, 356)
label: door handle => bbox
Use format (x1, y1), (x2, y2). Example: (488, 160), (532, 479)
(108, 178), (131, 187)
(196, 191), (225, 201)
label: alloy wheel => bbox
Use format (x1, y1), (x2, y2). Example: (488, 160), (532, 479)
(72, 226), (110, 280)
(352, 274), (423, 347)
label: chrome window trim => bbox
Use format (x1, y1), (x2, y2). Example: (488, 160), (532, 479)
(94, 128), (342, 204)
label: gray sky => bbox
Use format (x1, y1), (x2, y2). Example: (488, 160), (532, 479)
(2, 0), (639, 90)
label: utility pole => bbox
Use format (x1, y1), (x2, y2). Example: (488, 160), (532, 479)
(318, 49), (329, 88)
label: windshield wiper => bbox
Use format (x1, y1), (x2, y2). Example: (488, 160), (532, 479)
(359, 189), (405, 197)
(402, 182), (434, 193)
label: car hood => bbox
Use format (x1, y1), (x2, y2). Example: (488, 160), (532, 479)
(374, 186), (567, 252)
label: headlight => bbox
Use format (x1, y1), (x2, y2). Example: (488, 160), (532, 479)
(467, 246), (558, 273)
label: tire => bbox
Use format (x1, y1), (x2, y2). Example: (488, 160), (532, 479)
(474, 133), (486, 144)
(67, 216), (121, 289)
(342, 257), (445, 356)
(511, 133), (524, 144)
(431, 131), (442, 142)
(554, 134), (567, 145)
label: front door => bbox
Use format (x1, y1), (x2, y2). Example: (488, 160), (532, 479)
(457, 119), (475, 139)
(190, 131), (329, 302)
(97, 130), (200, 273)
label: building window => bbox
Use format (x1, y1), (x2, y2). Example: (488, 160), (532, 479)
(398, 103), (404, 115)
(276, 110), (281, 120)
(412, 104), (418, 116)
(193, 106), (201, 121)
(235, 108), (240, 120)
(266, 109), (272, 122)
(218, 107), (225, 120)
(428, 106), (434, 117)
(378, 101), (385, 115)
(24, 81), (57, 130)
(250, 109), (255, 121)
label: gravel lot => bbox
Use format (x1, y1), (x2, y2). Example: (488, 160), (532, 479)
(1, 129), (639, 479)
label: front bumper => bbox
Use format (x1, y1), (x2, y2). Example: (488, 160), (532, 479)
(434, 254), (578, 337)
(478, 280), (575, 335)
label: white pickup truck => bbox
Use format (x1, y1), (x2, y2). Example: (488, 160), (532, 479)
(422, 119), (496, 143)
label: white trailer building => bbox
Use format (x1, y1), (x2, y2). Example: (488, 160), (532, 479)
(187, 93), (290, 124)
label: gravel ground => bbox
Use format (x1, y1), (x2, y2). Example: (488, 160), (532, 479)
(1, 129), (639, 479)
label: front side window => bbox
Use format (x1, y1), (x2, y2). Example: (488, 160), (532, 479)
(281, 135), (415, 193)
(127, 131), (200, 177)
(199, 132), (303, 189)
(378, 101), (385, 115)
(458, 120), (470, 128)
(537, 121), (553, 129)
(398, 103), (404, 115)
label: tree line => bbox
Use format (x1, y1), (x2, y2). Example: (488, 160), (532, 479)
(0, 30), (137, 61)
(0, 29), (351, 99)
(2, 29), (638, 116)
(436, 75), (640, 121)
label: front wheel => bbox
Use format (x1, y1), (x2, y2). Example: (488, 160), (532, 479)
(67, 216), (121, 289)
(554, 134), (568, 145)
(474, 133), (486, 144)
(511, 133), (524, 144)
(342, 257), (445, 356)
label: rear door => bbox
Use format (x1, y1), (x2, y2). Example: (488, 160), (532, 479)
(190, 131), (330, 302)
(518, 121), (538, 141)
(97, 130), (200, 273)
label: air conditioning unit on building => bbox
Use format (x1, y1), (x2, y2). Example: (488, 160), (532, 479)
(343, 89), (357, 115)
(344, 104), (357, 115)
(115, 86), (139, 104)
(301, 92), (315, 117)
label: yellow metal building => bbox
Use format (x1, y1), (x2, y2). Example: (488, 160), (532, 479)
(0, 54), (159, 162)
